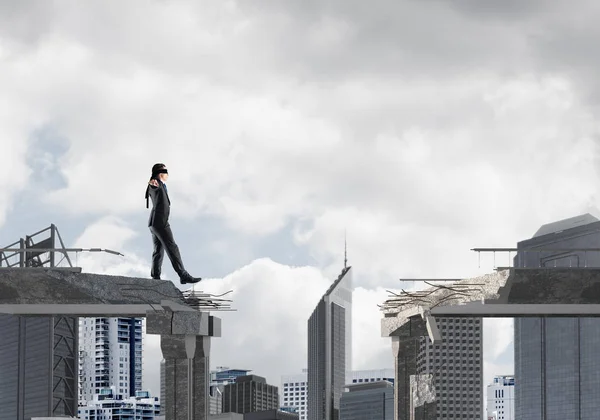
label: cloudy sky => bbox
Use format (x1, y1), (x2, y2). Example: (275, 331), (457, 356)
(2, 0), (600, 410)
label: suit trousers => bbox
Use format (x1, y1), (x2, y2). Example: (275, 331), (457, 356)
(149, 223), (185, 278)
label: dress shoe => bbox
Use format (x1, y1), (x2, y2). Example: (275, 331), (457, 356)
(180, 271), (202, 284)
(151, 276), (161, 280)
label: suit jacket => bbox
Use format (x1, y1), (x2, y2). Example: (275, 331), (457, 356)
(147, 179), (171, 227)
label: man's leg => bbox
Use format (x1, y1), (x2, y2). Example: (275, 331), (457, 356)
(150, 231), (165, 279)
(150, 223), (186, 276)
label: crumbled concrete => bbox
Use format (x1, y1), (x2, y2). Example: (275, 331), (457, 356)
(146, 310), (210, 336)
(410, 374), (436, 407)
(382, 269), (510, 337)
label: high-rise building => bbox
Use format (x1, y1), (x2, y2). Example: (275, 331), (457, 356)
(0, 315), (79, 420)
(281, 371), (308, 420)
(78, 317), (143, 403)
(416, 317), (483, 419)
(211, 367), (253, 414)
(223, 375), (279, 414)
(514, 213), (600, 419)
(339, 381), (393, 420)
(486, 375), (515, 420)
(77, 388), (160, 419)
(244, 409), (300, 420)
(282, 368), (393, 420)
(307, 266), (353, 420)
(349, 369), (394, 385)
(0, 225), (78, 420)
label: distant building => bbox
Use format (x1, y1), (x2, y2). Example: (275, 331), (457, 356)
(223, 375), (279, 414)
(281, 371), (307, 420)
(486, 375), (514, 420)
(514, 213), (600, 419)
(210, 414), (244, 420)
(340, 381), (393, 420)
(211, 367), (253, 414)
(77, 388), (160, 419)
(244, 409), (299, 420)
(79, 317), (143, 403)
(308, 266), (353, 420)
(282, 368), (392, 420)
(349, 369), (394, 385)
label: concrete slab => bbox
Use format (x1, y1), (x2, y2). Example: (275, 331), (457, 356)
(0, 268), (186, 316)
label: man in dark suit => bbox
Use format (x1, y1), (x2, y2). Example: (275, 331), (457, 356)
(145, 163), (201, 284)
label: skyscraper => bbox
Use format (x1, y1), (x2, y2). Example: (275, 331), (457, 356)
(487, 375), (515, 420)
(282, 368), (393, 420)
(0, 225), (78, 420)
(211, 367), (253, 414)
(416, 317), (483, 419)
(339, 381), (394, 420)
(78, 317), (143, 403)
(307, 266), (353, 420)
(223, 375), (279, 414)
(514, 213), (600, 419)
(281, 370), (308, 420)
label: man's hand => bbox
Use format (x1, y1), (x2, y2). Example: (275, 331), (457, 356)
(149, 179), (159, 187)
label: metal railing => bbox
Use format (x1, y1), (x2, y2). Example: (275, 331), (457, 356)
(471, 247), (600, 268)
(0, 224), (123, 269)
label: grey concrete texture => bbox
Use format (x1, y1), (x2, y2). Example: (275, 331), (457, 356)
(382, 267), (600, 420)
(0, 268), (185, 305)
(147, 310), (210, 336)
(391, 320), (427, 420)
(382, 268), (600, 338)
(381, 269), (510, 337)
(410, 375), (435, 408)
(162, 335), (211, 420)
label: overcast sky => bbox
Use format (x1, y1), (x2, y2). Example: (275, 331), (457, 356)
(2, 0), (600, 409)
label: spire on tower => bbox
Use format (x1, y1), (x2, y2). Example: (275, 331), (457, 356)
(344, 230), (348, 269)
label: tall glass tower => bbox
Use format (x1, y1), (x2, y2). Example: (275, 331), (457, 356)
(514, 213), (600, 419)
(307, 266), (353, 420)
(79, 317), (143, 403)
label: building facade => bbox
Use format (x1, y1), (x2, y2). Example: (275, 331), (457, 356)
(282, 368), (393, 420)
(514, 214), (600, 419)
(281, 371), (307, 420)
(348, 369), (394, 385)
(486, 375), (515, 420)
(339, 381), (393, 420)
(244, 409), (300, 420)
(211, 368), (253, 414)
(416, 317), (483, 419)
(0, 314), (79, 420)
(307, 266), (353, 420)
(79, 317), (143, 403)
(223, 375), (279, 414)
(78, 388), (160, 419)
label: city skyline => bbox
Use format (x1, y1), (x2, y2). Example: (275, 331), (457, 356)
(3, 0), (600, 410)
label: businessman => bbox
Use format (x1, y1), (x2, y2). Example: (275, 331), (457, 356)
(145, 163), (201, 284)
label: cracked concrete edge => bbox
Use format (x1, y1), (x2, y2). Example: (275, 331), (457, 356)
(381, 269), (511, 337)
(410, 374), (436, 407)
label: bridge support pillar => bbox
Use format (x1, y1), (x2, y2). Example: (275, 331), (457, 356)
(147, 305), (221, 420)
(391, 317), (436, 420)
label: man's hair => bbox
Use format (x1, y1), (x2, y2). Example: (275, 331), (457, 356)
(151, 163), (166, 178)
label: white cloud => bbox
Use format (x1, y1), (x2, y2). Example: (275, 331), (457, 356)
(73, 215), (148, 277)
(4, 0), (600, 407)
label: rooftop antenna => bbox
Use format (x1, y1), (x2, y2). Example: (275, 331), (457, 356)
(344, 230), (348, 269)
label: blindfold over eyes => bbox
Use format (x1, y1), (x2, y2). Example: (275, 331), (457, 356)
(154, 168), (168, 175)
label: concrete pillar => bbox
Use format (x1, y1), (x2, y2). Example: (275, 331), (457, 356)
(146, 307), (221, 420)
(161, 335), (211, 420)
(391, 317), (432, 420)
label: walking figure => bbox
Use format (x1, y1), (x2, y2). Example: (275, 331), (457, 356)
(145, 163), (201, 284)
